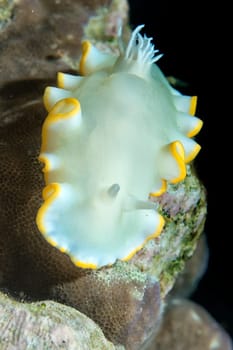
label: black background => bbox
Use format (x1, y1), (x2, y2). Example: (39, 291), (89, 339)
(128, 0), (232, 338)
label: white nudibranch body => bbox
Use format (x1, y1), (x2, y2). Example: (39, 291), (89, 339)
(36, 25), (203, 269)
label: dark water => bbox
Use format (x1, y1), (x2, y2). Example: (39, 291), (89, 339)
(129, 0), (232, 338)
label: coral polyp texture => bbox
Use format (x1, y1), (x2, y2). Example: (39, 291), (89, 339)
(37, 25), (203, 269)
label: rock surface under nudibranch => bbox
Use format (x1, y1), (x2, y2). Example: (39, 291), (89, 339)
(36, 25), (203, 269)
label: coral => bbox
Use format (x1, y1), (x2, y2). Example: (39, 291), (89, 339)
(130, 165), (207, 298)
(152, 299), (233, 350)
(83, 0), (129, 43)
(0, 0), (128, 83)
(0, 291), (117, 350)
(51, 264), (162, 349)
(170, 234), (209, 298)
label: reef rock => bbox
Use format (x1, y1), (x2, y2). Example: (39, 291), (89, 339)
(153, 299), (233, 350)
(0, 0), (129, 84)
(170, 234), (209, 299)
(0, 291), (118, 350)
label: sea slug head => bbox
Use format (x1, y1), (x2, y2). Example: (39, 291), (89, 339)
(37, 25), (203, 269)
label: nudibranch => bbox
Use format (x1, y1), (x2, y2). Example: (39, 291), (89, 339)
(36, 25), (203, 269)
